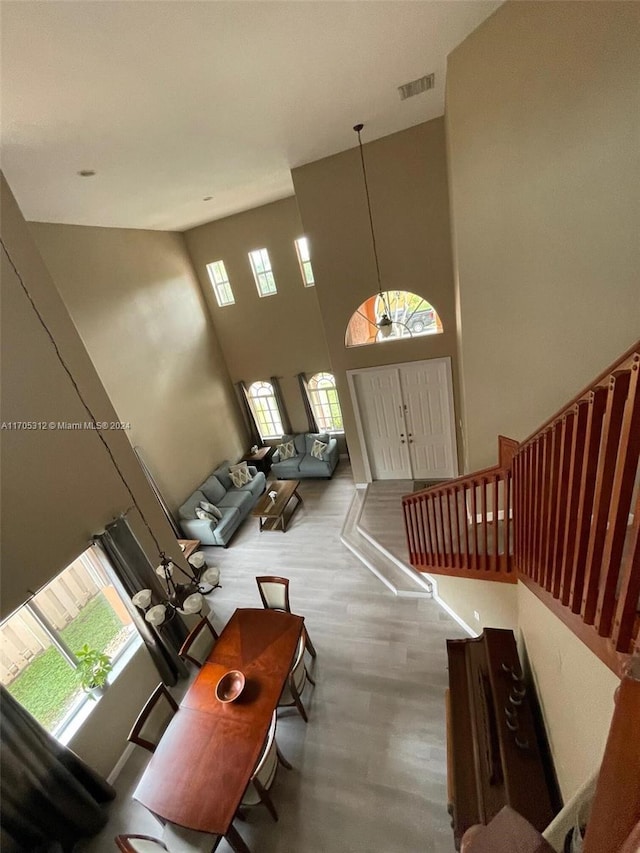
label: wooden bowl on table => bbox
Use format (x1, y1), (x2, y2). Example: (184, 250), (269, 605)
(215, 670), (245, 703)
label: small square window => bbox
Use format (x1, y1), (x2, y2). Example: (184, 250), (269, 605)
(295, 237), (315, 287)
(206, 260), (235, 307)
(248, 248), (278, 297)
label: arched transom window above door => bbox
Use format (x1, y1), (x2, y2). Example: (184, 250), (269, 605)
(345, 290), (443, 348)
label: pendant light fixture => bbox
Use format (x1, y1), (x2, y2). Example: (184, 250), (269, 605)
(353, 123), (394, 339)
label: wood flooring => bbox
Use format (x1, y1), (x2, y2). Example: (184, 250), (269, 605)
(80, 464), (465, 853)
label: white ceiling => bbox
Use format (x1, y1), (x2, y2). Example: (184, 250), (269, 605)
(1, 1), (500, 232)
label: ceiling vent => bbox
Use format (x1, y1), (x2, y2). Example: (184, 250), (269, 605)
(398, 73), (435, 101)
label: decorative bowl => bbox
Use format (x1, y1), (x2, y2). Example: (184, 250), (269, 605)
(215, 670), (245, 703)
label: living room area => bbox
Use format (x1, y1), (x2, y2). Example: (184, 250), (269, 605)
(1, 2), (639, 851)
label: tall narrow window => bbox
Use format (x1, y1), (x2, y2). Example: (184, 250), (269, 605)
(248, 248), (277, 297)
(247, 381), (284, 439)
(294, 237), (315, 287)
(307, 372), (343, 432)
(0, 546), (137, 734)
(206, 260), (235, 307)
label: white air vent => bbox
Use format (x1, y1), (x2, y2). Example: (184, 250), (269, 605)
(398, 73), (435, 101)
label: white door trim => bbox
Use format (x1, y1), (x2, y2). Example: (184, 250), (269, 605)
(347, 357), (458, 483)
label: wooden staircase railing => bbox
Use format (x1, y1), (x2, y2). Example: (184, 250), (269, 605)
(403, 436), (519, 582)
(402, 341), (640, 673)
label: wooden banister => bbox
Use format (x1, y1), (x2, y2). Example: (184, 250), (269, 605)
(402, 341), (640, 674)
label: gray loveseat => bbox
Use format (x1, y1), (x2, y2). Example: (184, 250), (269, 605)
(178, 461), (266, 546)
(271, 433), (339, 480)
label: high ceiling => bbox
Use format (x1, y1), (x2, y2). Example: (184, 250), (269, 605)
(1, 1), (500, 232)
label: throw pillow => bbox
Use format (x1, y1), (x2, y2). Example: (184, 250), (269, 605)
(277, 439), (296, 460)
(199, 500), (222, 520)
(229, 467), (251, 488)
(311, 439), (328, 460)
(195, 507), (217, 526)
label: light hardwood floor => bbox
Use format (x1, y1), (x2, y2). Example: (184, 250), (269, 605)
(81, 464), (465, 853)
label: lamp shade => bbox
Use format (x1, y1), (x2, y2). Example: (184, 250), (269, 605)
(132, 588), (153, 609)
(377, 315), (393, 338)
(145, 604), (167, 626)
(201, 566), (220, 586)
(156, 561), (174, 577)
(180, 592), (204, 614)
(188, 551), (206, 569)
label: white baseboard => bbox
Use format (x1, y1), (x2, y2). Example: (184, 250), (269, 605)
(425, 573), (478, 637)
(107, 742), (135, 785)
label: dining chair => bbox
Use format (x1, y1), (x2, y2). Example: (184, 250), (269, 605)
(240, 711), (292, 822)
(117, 825), (251, 853)
(178, 615), (219, 667)
(128, 683), (179, 753)
(255, 575), (317, 658)
(278, 633), (315, 723)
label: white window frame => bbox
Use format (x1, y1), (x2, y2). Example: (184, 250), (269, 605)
(247, 381), (284, 439)
(248, 248), (278, 297)
(206, 260), (235, 307)
(294, 237), (315, 287)
(0, 545), (140, 738)
(307, 372), (344, 433)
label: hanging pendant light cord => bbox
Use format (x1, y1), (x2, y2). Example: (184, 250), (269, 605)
(354, 124), (384, 296)
(1, 235), (163, 557)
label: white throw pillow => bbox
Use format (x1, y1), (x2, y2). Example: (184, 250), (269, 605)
(277, 440), (296, 460)
(229, 467), (251, 488)
(311, 439), (328, 460)
(199, 500), (222, 519)
(195, 507), (217, 526)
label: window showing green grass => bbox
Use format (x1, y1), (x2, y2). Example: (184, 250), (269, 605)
(1, 546), (136, 734)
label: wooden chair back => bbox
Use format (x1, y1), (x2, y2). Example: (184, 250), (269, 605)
(256, 575), (291, 612)
(128, 683), (179, 753)
(179, 616), (219, 667)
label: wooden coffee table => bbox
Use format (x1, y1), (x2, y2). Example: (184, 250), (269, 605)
(252, 480), (303, 532)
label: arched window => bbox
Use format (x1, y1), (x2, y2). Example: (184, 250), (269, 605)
(345, 290), (443, 348)
(247, 381), (284, 439)
(307, 373), (343, 432)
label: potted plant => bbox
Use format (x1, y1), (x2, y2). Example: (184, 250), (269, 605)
(75, 644), (112, 699)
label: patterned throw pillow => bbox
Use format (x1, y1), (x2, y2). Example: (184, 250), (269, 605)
(199, 500), (222, 520)
(229, 467), (251, 488)
(195, 507), (217, 526)
(276, 440), (296, 460)
(310, 439), (328, 460)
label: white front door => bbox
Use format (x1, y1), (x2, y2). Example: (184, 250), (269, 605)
(352, 369), (411, 479)
(400, 360), (457, 479)
(349, 358), (458, 481)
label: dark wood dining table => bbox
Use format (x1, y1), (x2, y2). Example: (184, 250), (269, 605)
(134, 608), (303, 844)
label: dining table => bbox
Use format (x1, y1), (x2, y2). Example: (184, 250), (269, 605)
(133, 607), (304, 850)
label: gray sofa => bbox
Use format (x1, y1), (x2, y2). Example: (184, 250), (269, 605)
(271, 433), (339, 480)
(178, 461), (266, 546)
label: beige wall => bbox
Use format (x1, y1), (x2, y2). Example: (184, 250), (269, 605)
(184, 197), (331, 436)
(446, 0), (640, 471)
(292, 119), (459, 482)
(1, 175), (184, 771)
(434, 575), (518, 634)
(517, 584), (618, 800)
(29, 222), (246, 508)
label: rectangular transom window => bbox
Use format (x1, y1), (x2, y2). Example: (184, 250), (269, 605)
(248, 248), (277, 297)
(206, 260), (235, 307)
(0, 545), (137, 734)
(295, 237), (315, 286)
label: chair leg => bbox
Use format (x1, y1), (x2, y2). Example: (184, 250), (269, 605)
(225, 824), (251, 853)
(305, 665), (316, 687)
(254, 779), (278, 822)
(276, 742), (292, 770)
(293, 693), (308, 722)
(304, 627), (317, 658)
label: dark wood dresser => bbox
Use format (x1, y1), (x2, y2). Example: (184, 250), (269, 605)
(446, 629), (559, 850)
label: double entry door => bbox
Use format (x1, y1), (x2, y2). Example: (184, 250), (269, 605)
(350, 358), (457, 481)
